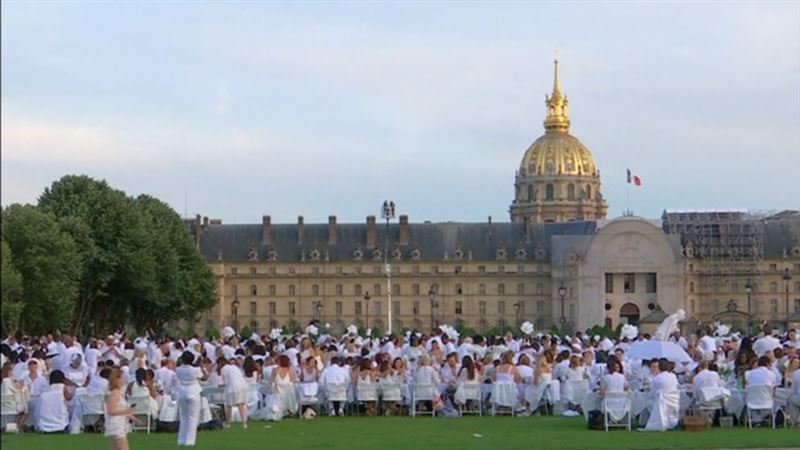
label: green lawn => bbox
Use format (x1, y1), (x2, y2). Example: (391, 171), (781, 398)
(2, 417), (797, 450)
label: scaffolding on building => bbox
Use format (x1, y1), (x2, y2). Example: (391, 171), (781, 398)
(661, 210), (765, 316)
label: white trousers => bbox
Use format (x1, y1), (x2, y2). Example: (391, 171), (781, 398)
(177, 395), (201, 446)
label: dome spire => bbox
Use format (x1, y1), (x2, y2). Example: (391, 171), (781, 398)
(544, 58), (570, 133)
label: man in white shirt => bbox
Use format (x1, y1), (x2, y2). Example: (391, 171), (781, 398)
(155, 359), (177, 397)
(22, 360), (49, 397)
(439, 352), (461, 394)
(744, 356), (777, 387)
(319, 356), (350, 416)
(697, 330), (717, 362)
(753, 326), (781, 357)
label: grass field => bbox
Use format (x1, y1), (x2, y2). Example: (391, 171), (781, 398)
(2, 417), (798, 450)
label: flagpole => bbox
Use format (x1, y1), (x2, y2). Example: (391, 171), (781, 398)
(626, 177), (630, 216)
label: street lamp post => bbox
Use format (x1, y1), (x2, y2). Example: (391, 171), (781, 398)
(232, 295), (240, 330)
(314, 300), (323, 324)
(558, 282), (568, 335)
(783, 268), (792, 325)
(364, 292), (371, 331)
(428, 286), (437, 331)
(381, 200), (396, 334)
(745, 279), (753, 332)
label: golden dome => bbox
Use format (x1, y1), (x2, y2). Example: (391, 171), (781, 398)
(519, 59), (599, 177)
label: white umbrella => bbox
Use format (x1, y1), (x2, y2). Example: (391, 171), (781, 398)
(625, 340), (691, 363)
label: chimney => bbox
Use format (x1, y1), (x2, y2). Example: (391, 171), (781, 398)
(366, 215), (377, 249)
(297, 216), (304, 243)
(399, 215), (410, 245)
(203, 216), (209, 230)
(194, 214), (203, 247)
(262, 215), (272, 244)
(328, 215), (337, 245)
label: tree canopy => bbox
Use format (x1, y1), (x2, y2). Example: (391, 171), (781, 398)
(2, 175), (216, 337)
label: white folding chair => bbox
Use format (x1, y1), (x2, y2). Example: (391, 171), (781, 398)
(411, 384), (435, 418)
(563, 380), (589, 410)
(745, 385), (775, 429)
(695, 387), (725, 422)
(201, 386), (225, 421)
(457, 383), (482, 417)
(490, 383), (517, 417)
(378, 382), (403, 416)
(128, 395), (152, 434)
(298, 382), (321, 415)
(324, 383), (349, 416)
(79, 394), (105, 430)
(773, 388), (791, 429)
(355, 382), (379, 416)
(602, 392), (631, 431)
(1, 394), (20, 431)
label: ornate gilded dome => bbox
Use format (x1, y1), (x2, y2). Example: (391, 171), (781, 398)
(520, 133), (598, 176)
(518, 59), (599, 177)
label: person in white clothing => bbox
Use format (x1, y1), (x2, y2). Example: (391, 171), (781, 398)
(744, 356), (777, 387)
(22, 360), (49, 397)
(319, 356), (349, 416)
(218, 357), (249, 429)
(787, 363), (800, 426)
(752, 326), (781, 357)
(643, 359), (680, 431)
(174, 351), (210, 446)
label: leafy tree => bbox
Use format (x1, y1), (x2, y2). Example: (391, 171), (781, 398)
(1, 205), (81, 335)
(0, 240), (24, 335)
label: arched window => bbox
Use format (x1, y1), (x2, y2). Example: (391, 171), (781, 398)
(585, 184), (592, 199)
(545, 184), (554, 200)
(527, 185), (534, 201)
(567, 183), (575, 200)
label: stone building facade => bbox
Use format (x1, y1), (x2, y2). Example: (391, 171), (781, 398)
(188, 62), (800, 336)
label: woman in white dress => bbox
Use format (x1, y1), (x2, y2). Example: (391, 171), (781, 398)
(599, 358), (629, 422)
(175, 351), (209, 447)
(413, 355), (441, 412)
(105, 368), (138, 450)
(355, 358), (378, 416)
(493, 351), (521, 410)
(299, 357), (319, 383)
(454, 356), (481, 408)
(126, 368), (159, 418)
(218, 357), (249, 429)
(1, 363), (28, 429)
(526, 354), (556, 413)
(270, 355), (298, 416)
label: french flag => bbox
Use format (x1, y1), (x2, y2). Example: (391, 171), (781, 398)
(627, 169), (642, 186)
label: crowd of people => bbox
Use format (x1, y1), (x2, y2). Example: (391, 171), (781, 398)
(1, 321), (799, 446)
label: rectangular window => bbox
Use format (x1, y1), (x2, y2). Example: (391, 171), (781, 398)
(269, 302), (276, 315)
(624, 273), (636, 293)
(231, 284), (238, 296)
(312, 267), (320, 275)
(288, 267), (295, 275)
(690, 299), (695, 314)
(517, 265), (524, 274)
(250, 302), (257, 316)
(231, 267), (238, 275)
(569, 304), (575, 320)
(336, 284), (343, 295)
(517, 283), (524, 295)
(689, 282), (694, 293)
(413, 284), (420, 295)
(269, 285), (276, 296)
(432, 266), (440, 274)
(688, 264), (693, 273)
(769, 263), (777, 271)
(269, 267), (276, 275)
(250, 267), (257, 275)
(478, 266), (486, 274)
(393, 301), (400, 316)
(498, 283), (506, 295)
(537, 300), (544, 313)
(393, 284), (400, 295)
(413, 301), (420, 316)
(373, 301), (382, 315)
(355, 284), (362, 296)
(770, 282), (778, 293)
(454, 266), (462, 274)
(455, 284), (463, 295)
(336, 266), (343, 275)
(537, 283), (543, 294)
(498, 266), (505, 274)
(645, 273), (657, 293)
(795, 299), (800, 312)
(355, 266), (362, 275)
(455, 301), (463, 315)
(795, 282), (800, 293)
(336, 301), (343, 317)
(355, 302), (362, 316)
(374, 266), (381, 275)
(770, 299), (778, 313)
(731, 282), (738, 293)
(288, 285), (295, 296)
(605, 273), (614, 294)
(312, 284), (320, 296)
(413, 266), (420, 274)
(289, 302), (296, 315)
(479, 301), (486, 315)
(479, 284), (486, 294)
(498, 301), (505, 314)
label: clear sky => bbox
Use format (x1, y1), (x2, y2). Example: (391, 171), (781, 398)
(2, 1), (799, 224)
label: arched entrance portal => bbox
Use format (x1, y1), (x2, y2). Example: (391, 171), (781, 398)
(620, 303), (640, 325)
